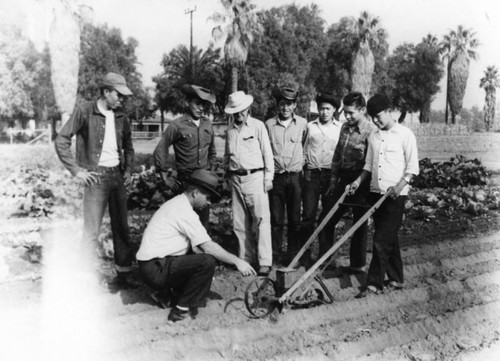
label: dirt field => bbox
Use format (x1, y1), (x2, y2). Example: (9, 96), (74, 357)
(1, 132), (500, 361)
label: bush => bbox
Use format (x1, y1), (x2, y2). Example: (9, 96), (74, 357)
(412, 155), (490, 189)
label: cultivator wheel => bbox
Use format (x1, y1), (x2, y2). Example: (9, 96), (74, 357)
(244, 276), (279, 318)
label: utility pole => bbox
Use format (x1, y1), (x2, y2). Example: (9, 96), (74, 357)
(185, 6), (197, 80)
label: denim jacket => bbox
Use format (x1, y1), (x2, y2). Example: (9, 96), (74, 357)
(55, 100), (134, 176)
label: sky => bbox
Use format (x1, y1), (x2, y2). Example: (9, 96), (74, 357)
(5, 0), (500, 110)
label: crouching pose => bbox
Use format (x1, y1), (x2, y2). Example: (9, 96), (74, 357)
(136, 170), (256, 322)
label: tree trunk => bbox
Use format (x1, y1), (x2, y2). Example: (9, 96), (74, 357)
(351, 41), (374, 100)
(398, 110), (407, 123)
(484, 88), (496, 132)
(231, 66), (238, 94)
(419, 99), (431, 123)
(48, 0), (81, 125)
(448, 51), (470, 125)
(160, 105), (165, 133)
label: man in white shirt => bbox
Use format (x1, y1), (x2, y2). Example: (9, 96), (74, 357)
(224, 91), (274, 276)
(347, 94), (419, 297)
(301, 91), (341, 265)
(137, 170), (256, 322)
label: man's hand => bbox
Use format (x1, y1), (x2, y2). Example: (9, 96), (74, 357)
(161, 172), (181, 192)
(264, 179), (273, 193)
(346, 180), (360, 195)
(76, 170), (99, 186)
(123, 172), (132, 186)
(235, 259), (256, 276)
(387, 182), (404, 199)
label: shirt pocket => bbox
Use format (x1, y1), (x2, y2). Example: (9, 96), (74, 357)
(180, 130), (195, 145)
(241, 135), (258, 154)
(200, 128), (213, 148)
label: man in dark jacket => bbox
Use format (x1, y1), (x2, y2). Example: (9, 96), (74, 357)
(55, 72), (137, 288)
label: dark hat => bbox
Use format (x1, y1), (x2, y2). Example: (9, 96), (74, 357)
(316, 91), (340, 109)
(100, 72), (132, 95)
(272, 86), (298, 102)
(367, 94), (391, 117)
(180, 84), (216, 104)
(186, 169), (221, 199)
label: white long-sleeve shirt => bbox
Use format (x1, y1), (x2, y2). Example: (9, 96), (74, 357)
(363, 123), (419, 195)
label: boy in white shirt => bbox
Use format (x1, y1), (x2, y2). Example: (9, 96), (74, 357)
(347, 94), (419, 297)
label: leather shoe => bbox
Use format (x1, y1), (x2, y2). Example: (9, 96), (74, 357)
(258, 266), (271, 276)
(108, 271), (142, 289)
(168, 307), (189, 322)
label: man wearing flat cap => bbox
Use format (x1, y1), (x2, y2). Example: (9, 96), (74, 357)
(265, 86), (308, 264)
(325, 92), (376, 273)
(346, 94), (419, 298)
(55, 72), (138, 288)
(153, 84), (217, 228)
(300, 91), (342, 265)
(224, 91), (274, 276)
(137, 169), (255, 322)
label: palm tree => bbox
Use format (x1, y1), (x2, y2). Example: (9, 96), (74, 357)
(339, 11), (386, 100)
(440, 25), (480, 124)
(209, 0), (262, 93)
(48, 0), (91, 125)
(419, 34), (443, 123)
(154, 44), (224, 130)
(479, 66), (500, 131)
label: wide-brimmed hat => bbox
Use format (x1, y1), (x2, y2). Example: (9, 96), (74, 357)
(186, 169), (221, 199)
(367, 94), (391, 117)
(224, 91), (254, 114)
(180, 84), (216, 104)
(100, 72), (133, 96)
(273, 86), (298, 102)
(316, 91), (340, 109)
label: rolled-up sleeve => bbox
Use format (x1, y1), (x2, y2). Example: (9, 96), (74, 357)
(153, 124), (177, 172)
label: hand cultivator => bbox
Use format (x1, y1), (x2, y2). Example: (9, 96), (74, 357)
(244, 189), (392, 319)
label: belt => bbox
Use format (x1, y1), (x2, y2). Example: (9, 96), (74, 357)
(95, 165), (121, 174)
(306, 168), (331, 173)
(230, 168), (264, 176)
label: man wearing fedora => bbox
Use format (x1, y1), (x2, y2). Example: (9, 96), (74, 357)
(55, 72), (138, 288)
(325, 92), (376, 272)
(265, 86), (308, 264)
(137, 169), (256, 322)
(153, 84), (217, 227)
(224, 91), (274, 276)
(300, 91), (342, 265)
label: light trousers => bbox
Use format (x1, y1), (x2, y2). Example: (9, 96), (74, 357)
(231, 171), (272, 267)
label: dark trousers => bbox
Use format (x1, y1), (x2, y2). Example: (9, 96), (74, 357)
(301, 168), (334, 256)
(322, 170), (370, 268)
(139, 254), (216, 308)
(83, 167), (133, 270)
(269, 172), (302, 257)
(367, 193), (406, 290)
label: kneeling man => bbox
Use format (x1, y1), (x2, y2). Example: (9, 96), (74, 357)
(136, 169), (256, 322)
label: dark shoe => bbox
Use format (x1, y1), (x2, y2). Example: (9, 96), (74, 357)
(168, 307), (190, 322)
(258, 266), (272, 276)
(150, 290), (169, 309)
(108, 272), (142, 289)
(355, 285), (383, 299)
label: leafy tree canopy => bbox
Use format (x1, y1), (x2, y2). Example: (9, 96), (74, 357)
(246, 3), (328, 119)
(78, 22), (152, 120)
